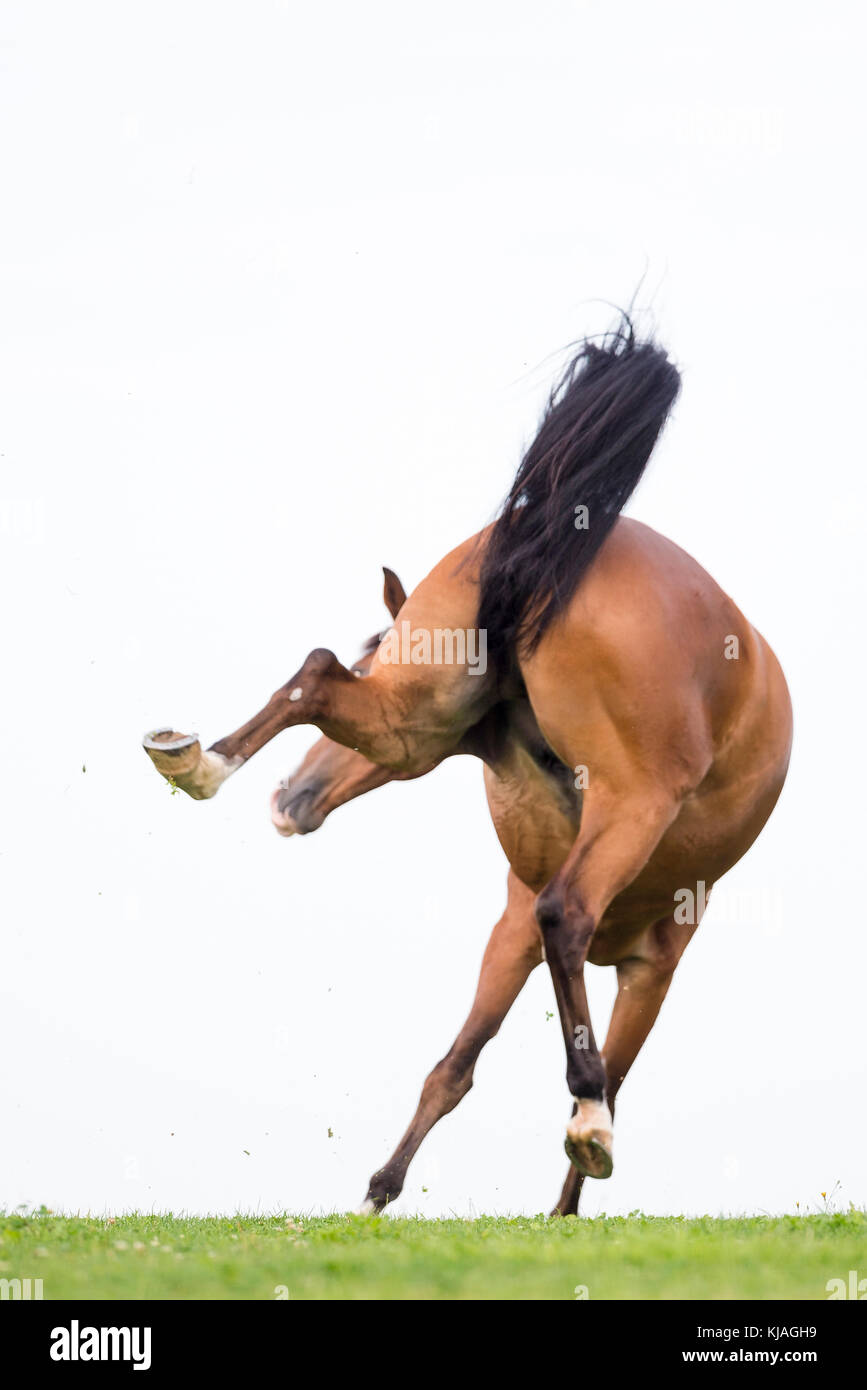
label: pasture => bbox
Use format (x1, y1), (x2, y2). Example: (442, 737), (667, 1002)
(3, 1207), (864, 1301)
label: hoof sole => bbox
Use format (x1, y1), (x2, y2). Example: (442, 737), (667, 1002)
(564, 1134), (614, 1180)
(564, 1097), (614, 1179)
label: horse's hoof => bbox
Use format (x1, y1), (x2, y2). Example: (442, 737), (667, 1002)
(564, 1098), (614, 1179)
(142, 729), (241, 800)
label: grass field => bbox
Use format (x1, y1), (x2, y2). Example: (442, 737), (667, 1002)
(2, 1207), (865, 1300)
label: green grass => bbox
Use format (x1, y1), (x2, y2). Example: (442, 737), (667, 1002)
(2, 1208), (864, 1300)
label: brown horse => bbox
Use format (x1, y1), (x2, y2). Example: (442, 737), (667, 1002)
(143, 323), (792, 1209)
(270, 567), (624, 1217)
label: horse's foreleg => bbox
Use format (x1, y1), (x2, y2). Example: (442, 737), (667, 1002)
(535, 789), (681, 1181)
(360, 872), (540, 1213)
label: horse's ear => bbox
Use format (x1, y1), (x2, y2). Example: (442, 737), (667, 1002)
(382, 567), (407, 619)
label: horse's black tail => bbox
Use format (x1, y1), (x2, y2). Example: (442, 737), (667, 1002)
(477, 316), (681, 660)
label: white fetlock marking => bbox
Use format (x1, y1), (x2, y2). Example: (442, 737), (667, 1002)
(289, 687), (303, 701)
(355, 1198), (376, 1216)
(190, 749), (243, 798)
(568, 1097), (613, 1144)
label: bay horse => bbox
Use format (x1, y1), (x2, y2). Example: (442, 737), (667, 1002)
(143, 321), (792, 1209)
(275, 565), (669, 1217)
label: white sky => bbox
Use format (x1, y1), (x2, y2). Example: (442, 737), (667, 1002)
(1, 1), (865, 1221)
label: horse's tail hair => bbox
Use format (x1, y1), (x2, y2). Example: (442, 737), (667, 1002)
(477, 315), (681, 659)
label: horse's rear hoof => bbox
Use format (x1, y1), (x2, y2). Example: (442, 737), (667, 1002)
(565, 1134), (613, 1179)
(142, 729), (240, 800)
(565, 1098), (614, 1179)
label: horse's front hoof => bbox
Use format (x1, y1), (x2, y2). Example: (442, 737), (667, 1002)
(142, 729), (240, 800)
(564, 1098), (614, 1179)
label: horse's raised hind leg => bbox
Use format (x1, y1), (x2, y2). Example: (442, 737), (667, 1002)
(143, 649), (360, 796)
(535, 787), (681, 1181)
(359, 872), (541, 1213)
(143, 647), (473, 796)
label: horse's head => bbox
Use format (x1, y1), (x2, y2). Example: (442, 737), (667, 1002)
(270, 568), (408, 836)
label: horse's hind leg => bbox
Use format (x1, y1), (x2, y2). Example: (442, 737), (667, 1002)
(143, 643), (487, 796)
(603, 917), (698, 1109)
(551, 1113), (584, 1215)
(549, 915), (698, 1214)
(360, 872), (540, 1213)
(535, 788), (681, 1180)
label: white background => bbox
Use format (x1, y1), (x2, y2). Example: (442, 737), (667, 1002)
(1, 2), (864, 1220)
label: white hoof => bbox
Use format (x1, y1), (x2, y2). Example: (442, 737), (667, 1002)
(565, 1097), (614, 1179)
(142, 730), (242, 800)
